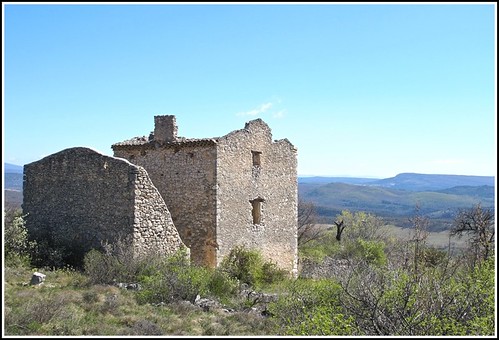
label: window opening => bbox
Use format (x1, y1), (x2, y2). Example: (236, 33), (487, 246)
(252, 151), (262, 166)
(250, 198), (264, 224)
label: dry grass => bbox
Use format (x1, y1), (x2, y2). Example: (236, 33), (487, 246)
(3, 265), (275, 336)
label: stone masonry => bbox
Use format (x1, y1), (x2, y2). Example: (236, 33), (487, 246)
(22, 147), (185, 267)
(113, 116), (298, 275)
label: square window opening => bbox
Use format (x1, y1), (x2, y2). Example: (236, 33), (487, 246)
(252, 151), (262, 167)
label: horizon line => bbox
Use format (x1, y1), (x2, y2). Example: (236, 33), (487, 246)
(3, 162), (496, 178)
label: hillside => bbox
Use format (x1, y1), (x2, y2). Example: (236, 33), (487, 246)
(4, 172), (23, 210)
(299, 181), (495, 231)
(298, 176), (378, 185)
(4, 173), (23, 191)
(4, 163), (23, 174)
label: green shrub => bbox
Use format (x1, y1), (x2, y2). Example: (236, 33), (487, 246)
(269, 278), (355, 335)
(136, 249), (209, 305)
(206, 269), (239, 303)
(83, 249), (116, 284)
(419, 257), (495, 335)
(261, 261), (288, 284)
(219, 246), (264, 287)
(4, 210), (35, 267)
(343, 239), (387, 266)
(286, 306), (356, 336)
(420, 246), (448, 268)
(83, 236), (144, 285)
(29, 240), (67, 270)
(218, 245), (289, 288)
(299, 230), (342, 261)
(338, 256), (495, 335)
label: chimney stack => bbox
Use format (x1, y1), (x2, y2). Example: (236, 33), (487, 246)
(154, 115), (178, 143)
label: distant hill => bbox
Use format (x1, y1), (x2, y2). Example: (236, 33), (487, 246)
(4, 173), (23, 191)
(4, 189), (23, 210)
(4, 163), (23, 174)
(298, 176), (378, 185)
(4, 164), (24, 210)
(300, 182), (494, 211)
(367, 173), (495, 191)
(436, 185), (495, 199)
(299, 173), (495, 192)
(298, 175), (495, 231)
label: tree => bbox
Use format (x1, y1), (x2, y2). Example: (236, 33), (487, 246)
(4, 209), (35, 266)
(333, 210), (385, 242)
(408, 204), (429, 274)
(334, 220), (346, 242)
(450, 203), (495, 263)
(297, 200), (324, 246)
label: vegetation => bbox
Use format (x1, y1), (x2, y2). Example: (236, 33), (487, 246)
(297, 199), (322, 246)
(450, 203), (495, 263)
(3, 205), (495, 336)
(298, 181), (494, 231)
(4, 208), (36, 268)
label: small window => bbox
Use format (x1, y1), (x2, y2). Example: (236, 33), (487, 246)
(250, 198), (265, 224)
(252, 151), (262, 166)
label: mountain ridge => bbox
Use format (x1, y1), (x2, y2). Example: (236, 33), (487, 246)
(299, 172), (494, 191)
(368, 172), (494, 191)
(4, 163), (23, 174)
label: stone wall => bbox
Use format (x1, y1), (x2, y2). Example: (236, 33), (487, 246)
(113, 141), (218, 267)
(112, 116), (298, 274)
(132, 165), (186, 256)
(216, 119), (298, 275)
(23, 147), (184, 267)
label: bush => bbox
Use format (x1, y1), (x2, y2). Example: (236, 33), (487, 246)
(4, 210), (35, 267)
(299, 230), (342, 262)
(136, 248), (209, 305)
(219, 246), (264, 287)
(343, 239), (387, 266)
(83, 236), (144, 284)
(206, 269), (239, 303)
(261, 261), (288, 284)
(268, 278), (356, 335)
(419, 246), (448, 268)
(338, 256), (495, 335)
(219, 245), (288, 288)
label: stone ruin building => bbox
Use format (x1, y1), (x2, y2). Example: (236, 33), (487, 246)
(23, 115), (298, 275)
(23, 147), (185, 267)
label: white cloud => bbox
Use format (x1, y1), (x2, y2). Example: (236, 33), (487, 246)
(236, 102), (273, 117)
(273, 109), (286, 119)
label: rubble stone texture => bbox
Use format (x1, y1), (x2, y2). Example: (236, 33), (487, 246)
(23, 147), (185, 265)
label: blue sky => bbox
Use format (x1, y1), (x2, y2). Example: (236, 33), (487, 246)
(3, 3), (496, 178)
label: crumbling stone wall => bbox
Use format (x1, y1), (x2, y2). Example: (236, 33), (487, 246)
(23, 147), (184, 267)
(132, 165), (185, 255)
(113, 140), (218, 267)
(216, 119), (298, 275)
(113, 116), (298, 274)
